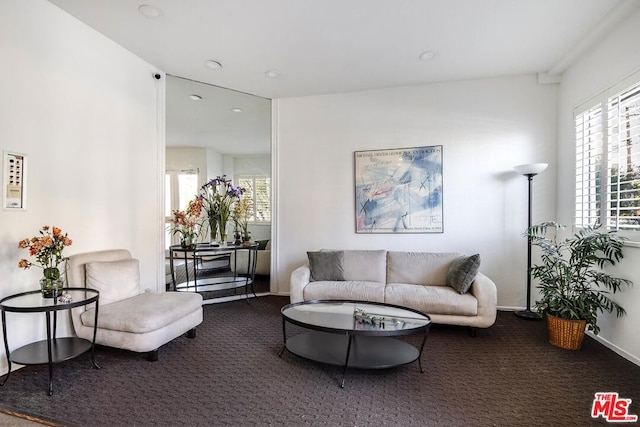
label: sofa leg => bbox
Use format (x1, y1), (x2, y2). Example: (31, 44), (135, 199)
(187, 328), (197, 339)
(146, 349), (159, 362)
(468, 327), (477, 338)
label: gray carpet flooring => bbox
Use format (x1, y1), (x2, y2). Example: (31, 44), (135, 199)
(0, 296), (639, 426)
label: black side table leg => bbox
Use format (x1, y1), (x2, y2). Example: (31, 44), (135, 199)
(90, 301), (100, 369)
(0, 311), (11, 387)
(340, 335), (353, 388)
(45, 312), (54, 396)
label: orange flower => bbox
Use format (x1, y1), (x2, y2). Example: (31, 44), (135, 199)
(18, 225), (72, 271)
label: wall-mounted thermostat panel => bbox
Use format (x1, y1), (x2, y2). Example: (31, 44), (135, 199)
(3, 151), (26, 210)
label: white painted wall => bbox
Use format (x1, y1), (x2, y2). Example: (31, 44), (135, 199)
(275, 76), (558, 307)
(166, 147), (207, 183)
(0, 0), (164, 374)
(557, 7), (640, 364)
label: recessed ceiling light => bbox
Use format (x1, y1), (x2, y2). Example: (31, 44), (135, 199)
(231, 108), (243, 113)
(188, 94), (202, 101)
(419, 51), (436, 61)
(205, 60), (222, 70)
(138, 5), (162, 18)
(265, 69), (281, 78)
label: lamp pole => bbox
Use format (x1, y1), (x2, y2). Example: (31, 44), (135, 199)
(513, 163), (547, 320)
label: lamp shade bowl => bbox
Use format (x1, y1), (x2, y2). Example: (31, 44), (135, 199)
(514, 163), (548, 176)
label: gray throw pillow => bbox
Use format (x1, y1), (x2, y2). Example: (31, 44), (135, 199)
(446, 254), (481, 294)
(307, 251), (345, 281)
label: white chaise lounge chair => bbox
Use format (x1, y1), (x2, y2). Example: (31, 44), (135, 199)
(67, 249), (203, 361)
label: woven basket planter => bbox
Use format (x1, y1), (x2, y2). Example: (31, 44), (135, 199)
(546, 314), (587, 350)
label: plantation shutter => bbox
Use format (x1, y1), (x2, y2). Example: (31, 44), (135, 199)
(575, 104), (603, 228)
(238, 176), (271, 222)
(606, 81), (640, 230)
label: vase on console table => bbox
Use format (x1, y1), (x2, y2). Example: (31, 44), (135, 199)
(40, 267), (63, 298)
(180, 234), (196, 250)
(233, 229), (242, 246)
(241, 231), (252, 247)
(218, 219), (227, 246)
(208, 217), (219, 245)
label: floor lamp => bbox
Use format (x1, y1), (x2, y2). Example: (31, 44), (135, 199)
(514, 163), (548, 320)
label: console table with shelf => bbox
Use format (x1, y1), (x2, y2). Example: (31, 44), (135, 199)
(169, 243), (258, 298)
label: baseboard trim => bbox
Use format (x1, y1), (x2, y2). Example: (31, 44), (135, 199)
(586, 331), (640, 367)
(499, 307), (640, 367)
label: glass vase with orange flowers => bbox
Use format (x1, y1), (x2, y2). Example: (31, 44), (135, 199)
(18, 225), (73, 298)
(168, 197), (203, 249)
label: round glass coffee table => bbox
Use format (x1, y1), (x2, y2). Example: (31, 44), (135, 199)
(279, 300), (432, 387)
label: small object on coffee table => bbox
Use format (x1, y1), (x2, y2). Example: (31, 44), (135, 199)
(58, 292), (72, 303)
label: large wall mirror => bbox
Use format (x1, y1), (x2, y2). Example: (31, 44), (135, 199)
(164, 75), (272, 296)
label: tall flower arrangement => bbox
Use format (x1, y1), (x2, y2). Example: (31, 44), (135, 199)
(198, 175), (244, 244)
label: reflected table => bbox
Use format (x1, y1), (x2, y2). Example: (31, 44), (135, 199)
(0, 288), (100, 395)
(169, 243), (258, 298)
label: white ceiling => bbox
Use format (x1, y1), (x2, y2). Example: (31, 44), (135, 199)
(45, 0), (638, 154)
(46, 0), (636, 100)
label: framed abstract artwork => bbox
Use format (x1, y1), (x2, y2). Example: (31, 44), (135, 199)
(354, 146), (443, 233)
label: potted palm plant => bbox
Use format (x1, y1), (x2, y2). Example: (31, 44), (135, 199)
(527, 221), (633, 350)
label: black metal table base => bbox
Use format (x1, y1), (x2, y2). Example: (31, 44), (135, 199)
(281, 331), (426, 388)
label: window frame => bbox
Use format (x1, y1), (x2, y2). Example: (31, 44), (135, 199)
(574, 70), (640, 241)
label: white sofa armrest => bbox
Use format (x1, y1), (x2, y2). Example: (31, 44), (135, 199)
(469, 272), (498, 327)
(290, 264), (311, 303)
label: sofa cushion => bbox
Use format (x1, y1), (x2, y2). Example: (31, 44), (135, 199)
(80, 292), (202, 333)
(387, 252), (461, 286)
(303, 280), (385, 303)
(446, 254), (481, 294)
(308, 251), (345, 281)
(85, 259), (140, 306)
(342, 250), (387, 282)
(385, 283), (477, 316)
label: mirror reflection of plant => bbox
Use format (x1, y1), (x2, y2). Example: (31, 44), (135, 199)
(198, 175), (244, 241)
(527, 221), (633, 335)
(232, 193), (252, 238)
(168, 198), (202, 242)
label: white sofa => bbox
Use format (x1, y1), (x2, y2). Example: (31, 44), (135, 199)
(68, 249), (203, 361)
(290, 250), (497, 329)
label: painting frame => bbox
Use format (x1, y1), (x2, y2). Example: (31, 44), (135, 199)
(354, 146), (443, 234)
